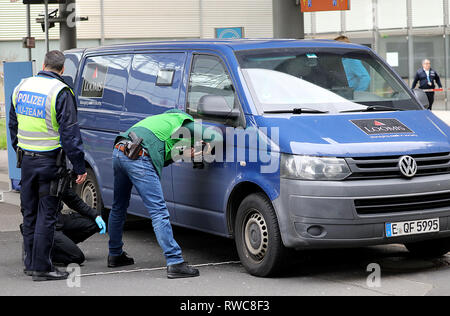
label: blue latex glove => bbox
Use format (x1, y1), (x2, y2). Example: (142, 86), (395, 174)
(95, 216), (106, 235)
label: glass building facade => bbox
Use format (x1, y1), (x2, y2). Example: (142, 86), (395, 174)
(304, 0), (450, 110)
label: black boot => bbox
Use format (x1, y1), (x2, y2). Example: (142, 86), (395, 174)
(108, 251), (135, 268)
(32, 267), (69, 282)
(167, 262), (200, 279)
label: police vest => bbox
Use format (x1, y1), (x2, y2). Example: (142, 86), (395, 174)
(12, 76), (71, 152)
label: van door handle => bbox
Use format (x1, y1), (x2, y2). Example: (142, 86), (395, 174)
(193, 161), (204, 169)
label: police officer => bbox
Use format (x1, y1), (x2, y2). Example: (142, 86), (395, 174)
(9, 50), (87, 281)
(108, 109), (222, 279)
(412, 59), (443, 110)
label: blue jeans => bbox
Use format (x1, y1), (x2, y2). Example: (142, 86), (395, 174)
(108, 148), (184, 266)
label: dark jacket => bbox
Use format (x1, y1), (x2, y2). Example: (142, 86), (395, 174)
(56, 188), (99, 231)
(411, 68), (442, 90)
(9, 71), (86, 175)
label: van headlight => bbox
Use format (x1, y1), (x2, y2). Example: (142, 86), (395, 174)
(281, 154), (351, 180)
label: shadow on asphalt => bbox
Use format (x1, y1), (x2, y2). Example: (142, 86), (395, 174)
(121, 215), (240, 264)
(278, 247), (450, 279)
(120, 216), (450, 279)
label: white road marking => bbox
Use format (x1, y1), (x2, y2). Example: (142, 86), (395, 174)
(78, 260), (242, 278)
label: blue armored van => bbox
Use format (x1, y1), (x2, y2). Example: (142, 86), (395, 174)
(63, 39), (450, 276)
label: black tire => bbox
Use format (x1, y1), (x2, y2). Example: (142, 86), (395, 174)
(74, 168), (109, 222)
(405, 238), (450, 258)
(234, 193), (287, 277)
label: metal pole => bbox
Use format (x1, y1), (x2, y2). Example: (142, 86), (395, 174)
(59, 0), (77, 51)
(407, 0), (414, 87)
(44, 0), (49, 53)
(272, 0), (304, 39)
(372, 0), (379, 52)
(444, 0), (449, 110)
(26, 3), (32, 61)
(100, 0), (105, 45)
(199, 0), (203, 39)
(311, 12), (316, 37)
(340, 10), (346, 36)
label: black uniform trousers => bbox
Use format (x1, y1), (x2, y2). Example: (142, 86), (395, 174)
(426, 92), (435, 110)
(21, 153), (59, 272)
(52, 212), (99, 265)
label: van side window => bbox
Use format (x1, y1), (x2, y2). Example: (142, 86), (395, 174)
(187, 54), (237, 118)
(126, 53), (186, 115)
(79, 54), (132, 112)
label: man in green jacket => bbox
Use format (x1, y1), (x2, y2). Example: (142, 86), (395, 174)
(107, 109), (222, 279)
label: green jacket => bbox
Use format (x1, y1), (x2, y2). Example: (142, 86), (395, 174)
(116, 109), (222, 177)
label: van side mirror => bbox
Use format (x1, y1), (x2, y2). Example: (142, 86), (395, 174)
(412, 89), (430, 109)
(197, 95), (240, 119)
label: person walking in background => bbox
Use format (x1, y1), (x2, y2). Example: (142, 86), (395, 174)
(412, 59), (443, 110)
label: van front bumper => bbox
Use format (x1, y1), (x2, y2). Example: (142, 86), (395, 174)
(274, 174), (450, 249)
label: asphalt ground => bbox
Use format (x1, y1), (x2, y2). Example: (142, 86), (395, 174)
(1, 140), (450, 296)
(1, 199), (450, 296)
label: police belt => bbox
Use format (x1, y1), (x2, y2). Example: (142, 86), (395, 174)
(23, 150), (58, 158)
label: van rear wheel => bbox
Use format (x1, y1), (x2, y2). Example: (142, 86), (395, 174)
(75, 168), (102, 211)
(234, 193), (286, 277)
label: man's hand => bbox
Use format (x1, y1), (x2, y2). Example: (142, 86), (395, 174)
(193, 141), (212, 157)
(203, 142), (212, 156)
(182, 147), (202, 159)
(75, 172), (87, 184)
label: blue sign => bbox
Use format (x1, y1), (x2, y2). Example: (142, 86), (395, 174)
(215, 27), (244, 39)
(3, 61), (35, 191)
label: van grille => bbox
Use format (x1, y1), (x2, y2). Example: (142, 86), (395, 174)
(354, 192), (450, 215)
(345, 152), (450, 180)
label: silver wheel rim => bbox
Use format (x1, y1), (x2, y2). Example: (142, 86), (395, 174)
(81, 181), (98, 209)
(243, 210), (269, 261)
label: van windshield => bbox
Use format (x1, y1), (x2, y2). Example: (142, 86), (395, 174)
(236, 48), (421, 114)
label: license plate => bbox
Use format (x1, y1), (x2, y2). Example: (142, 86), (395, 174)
(385, 218), (439, 237)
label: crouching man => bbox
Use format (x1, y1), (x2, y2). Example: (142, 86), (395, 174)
(52, 188), (106, 266)
(107, 109), (222, 279)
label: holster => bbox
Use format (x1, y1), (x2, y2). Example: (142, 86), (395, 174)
(16, 148), (24, 169)
(49, 149), (72, 198)
(124, 132), (144, 160)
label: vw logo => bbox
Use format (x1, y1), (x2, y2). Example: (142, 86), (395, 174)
(398, 156), (418, 178)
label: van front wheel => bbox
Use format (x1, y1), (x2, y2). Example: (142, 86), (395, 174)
(234, 193), (286, 277)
